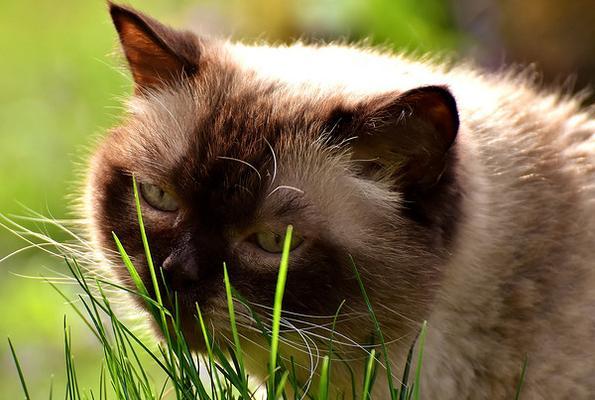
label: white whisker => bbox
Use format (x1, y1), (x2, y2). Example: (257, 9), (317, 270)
(267, 185), (304, 198)
(217, 156), (262, 181)
(247, 301), (365, 319)
(263, 137), (277, 186)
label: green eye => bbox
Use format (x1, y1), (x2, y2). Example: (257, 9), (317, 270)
(255, 230), (304, 253)
(140, 182), (179, 212)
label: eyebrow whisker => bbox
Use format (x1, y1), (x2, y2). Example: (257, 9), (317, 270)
(263, 137), (277, 186)
(217, 156), (262, 181)
(267, 185), (304, 198)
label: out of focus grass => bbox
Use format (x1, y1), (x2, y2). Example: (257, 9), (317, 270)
(0, 0), (460, 398)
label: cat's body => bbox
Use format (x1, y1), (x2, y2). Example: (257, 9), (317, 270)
(85, 4), (595, 399)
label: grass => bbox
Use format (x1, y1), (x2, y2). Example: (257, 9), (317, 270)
(7, 181), (430, 399)
(4, 176), (534, 398)
(9, 251), (534, 399)
(7, 337), (32, 400)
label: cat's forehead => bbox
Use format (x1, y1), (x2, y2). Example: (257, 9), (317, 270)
(108, 66), (338, 200)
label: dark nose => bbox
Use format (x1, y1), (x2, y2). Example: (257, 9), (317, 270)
(160, 232), (226, 287)
(162, 247), (200, 282)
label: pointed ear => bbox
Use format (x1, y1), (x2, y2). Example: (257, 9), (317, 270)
(329, 86), (459, 190)
(109, 3), (200, 91)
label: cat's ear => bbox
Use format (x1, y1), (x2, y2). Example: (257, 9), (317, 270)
(109, 3), (200, 91)
(330, 86), (459, 190)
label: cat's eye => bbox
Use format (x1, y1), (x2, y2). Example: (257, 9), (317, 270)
(140, 182), (179, 212)
(255, 230), (304, 253)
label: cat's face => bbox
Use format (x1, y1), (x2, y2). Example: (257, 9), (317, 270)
(85, 4), (460, 350)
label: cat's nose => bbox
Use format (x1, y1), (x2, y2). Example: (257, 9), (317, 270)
(162, 249), (200, 282)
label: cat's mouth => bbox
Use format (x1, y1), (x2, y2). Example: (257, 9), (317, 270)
(143, 290), (262, 351)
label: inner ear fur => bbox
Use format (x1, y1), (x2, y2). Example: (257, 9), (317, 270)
(331, 86), (459, 190)
(109, 2), (200, 91)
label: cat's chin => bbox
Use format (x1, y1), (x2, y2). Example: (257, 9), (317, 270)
(141, 297), (258, 353)
(144, 311), (220, 352)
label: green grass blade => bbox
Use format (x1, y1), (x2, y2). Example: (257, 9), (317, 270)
(349, 255), (395, 397)
(132, 176), (160, 302)
(92, 277), (168, 316)
(99, 363), (106, 400)
(362, 349), (376, 400)
(157, 376), (169, 400)
(269, 225), (293, 399)
(223, 262), (250, 398)
(112, 232), (149, 296)
(317, 355), (331, 400)
(7, 338), (31, 400)
(274, 370), (290, 400)
(63, 317), (81, 400)
(514, 355), (528, 400)
(197, 304), (223, 398)
(412, 321), (427, 400)
(132, 176), (170, 339)
(288, 356), (300, 400)
(397, 331), (417, 400)
(327, 299), (345, 355)
(45, 278), (101, 342)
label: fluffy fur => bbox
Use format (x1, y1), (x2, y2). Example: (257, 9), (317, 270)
(83, 4), (595, 398)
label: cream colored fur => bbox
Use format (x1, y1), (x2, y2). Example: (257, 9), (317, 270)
(223, 43), (595, 399)
(87, 38), (595, 398)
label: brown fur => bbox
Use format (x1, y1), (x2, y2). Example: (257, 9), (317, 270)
(83, 4), (595, 398)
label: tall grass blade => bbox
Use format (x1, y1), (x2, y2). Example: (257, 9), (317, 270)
(397, 332), (417, 400)
(412, 321), (427, 400)
(274, 371), (290, 400)
(223, 262), (251, 399)
(268, 225), (293, 399)
(8, 338), (31, 400)
(46, 275), (101, 342)
(317, 355), (330, 400)
(197, 304), (225, 399)
(349, 255), (395, 397)
(514, 355), (528, 400)
(112, 232), (148, 297)
(132, 177), (171, 341)
(362, 349), (376, 400)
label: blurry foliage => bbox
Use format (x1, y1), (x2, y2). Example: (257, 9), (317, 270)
(498, 0), (595, 97)
(454, 0), (595, 101)
(208, 0), (460, 51)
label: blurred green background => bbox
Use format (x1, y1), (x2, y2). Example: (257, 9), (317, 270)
(0, 0), (593, 398)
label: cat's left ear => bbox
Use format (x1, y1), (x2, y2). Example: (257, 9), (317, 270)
(330, 86), (459, 190)
(109, 3), (200, 91)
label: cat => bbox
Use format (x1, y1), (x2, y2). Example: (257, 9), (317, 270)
(83, 3), (595, 399)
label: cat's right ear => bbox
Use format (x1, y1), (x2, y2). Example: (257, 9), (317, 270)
(109, 3), (200, 91)
(326, 86), (459, 191)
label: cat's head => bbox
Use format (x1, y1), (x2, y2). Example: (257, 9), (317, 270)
(85, 3), (460, 350)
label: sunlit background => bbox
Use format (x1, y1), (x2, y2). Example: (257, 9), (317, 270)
(1, 0), (594, 397)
